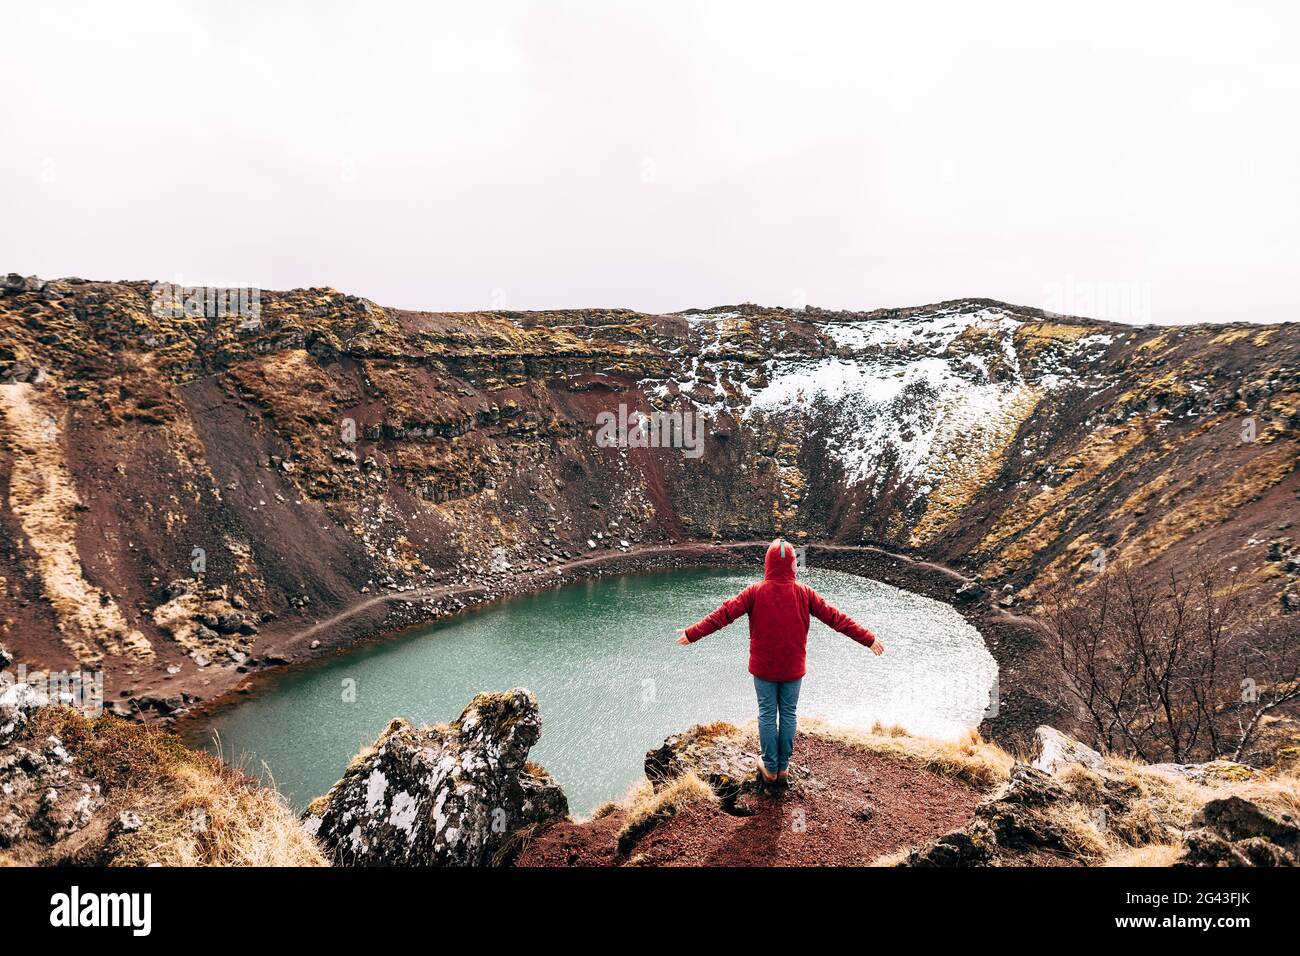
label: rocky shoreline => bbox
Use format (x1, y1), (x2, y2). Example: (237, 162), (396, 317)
(172, 538), (1053, 754)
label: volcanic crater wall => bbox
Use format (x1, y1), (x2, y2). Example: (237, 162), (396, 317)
(0, 275), (1297, 696)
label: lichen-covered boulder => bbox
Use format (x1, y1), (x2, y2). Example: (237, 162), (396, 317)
(303, 689), (568, 866)
(1030, 725), (1104, 776)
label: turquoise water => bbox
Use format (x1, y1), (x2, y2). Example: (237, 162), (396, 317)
(198, 568), (996, 816)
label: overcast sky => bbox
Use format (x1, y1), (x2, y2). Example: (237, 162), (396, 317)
(3, 1), (1297, 324)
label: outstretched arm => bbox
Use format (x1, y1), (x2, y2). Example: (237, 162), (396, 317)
(806, 586), (884, 655)
(677, 585), (756, 644)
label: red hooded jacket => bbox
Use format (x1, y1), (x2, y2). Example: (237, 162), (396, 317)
(684, 539), (876, 682)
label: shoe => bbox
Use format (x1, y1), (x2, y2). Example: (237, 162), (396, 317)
(774, 773), (790, 792)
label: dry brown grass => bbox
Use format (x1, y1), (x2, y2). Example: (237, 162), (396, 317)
(28, 708), (325, 867)
(615, 772), (716, 852)
(868, 846), (913, 867)
(119, 762), (326, 867)
(1051, 755), (1300, 866)
(690, 720), (744, 743)
(990, 421), (1151, 570)
(490, 819), (548, 867)
(1045, 801), (1110, 860)
(910, 384), (1043, 547)
(1114, 444), (1297, 565)
(801, 719), (1015, 791)
(1104, 844), (1184, 867)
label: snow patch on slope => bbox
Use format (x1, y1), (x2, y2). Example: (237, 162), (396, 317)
(746, 308), (1031, 496)
(643, 303), (1109, 507)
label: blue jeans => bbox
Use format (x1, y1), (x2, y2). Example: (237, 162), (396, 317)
(753, 676), (802, 774)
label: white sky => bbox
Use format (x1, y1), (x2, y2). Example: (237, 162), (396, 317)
(3, 1), (1298, 324)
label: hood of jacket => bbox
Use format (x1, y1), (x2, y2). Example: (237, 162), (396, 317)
(764, 538), (797, 582)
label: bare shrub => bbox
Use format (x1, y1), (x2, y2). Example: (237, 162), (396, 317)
(1043, 559), (1299, 765)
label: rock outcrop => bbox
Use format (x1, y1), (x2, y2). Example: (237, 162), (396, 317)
(905, 762), (1080, 865)
(520, 719), (991, 867)
(644, 721), (813, 813)
(1, 647), (102, 854)
(304, 689), (568, 866)
(903, 725), (1298, 867)
(1176, 795), (1299, 867)
(0, 651), (102, 856)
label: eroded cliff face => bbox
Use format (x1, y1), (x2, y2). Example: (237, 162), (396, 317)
(1, 275), (1297, 696)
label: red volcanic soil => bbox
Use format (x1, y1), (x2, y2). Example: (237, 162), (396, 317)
(516, 732), (984, 867)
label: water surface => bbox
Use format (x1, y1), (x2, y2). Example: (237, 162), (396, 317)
(200, 568), (996, 815)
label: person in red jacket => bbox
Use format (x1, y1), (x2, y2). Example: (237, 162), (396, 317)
(676, 538), (884, 788)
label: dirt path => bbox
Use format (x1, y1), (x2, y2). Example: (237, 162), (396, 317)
(278, 538), (981, 651)
(283, 542), (700, 646)
(516, 730), (985, 867)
